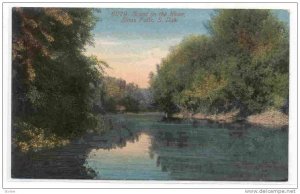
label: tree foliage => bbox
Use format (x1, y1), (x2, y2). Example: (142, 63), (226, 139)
(12, 8), (106, 137)
(103, 77), (154, 113)
(150, 10), (289, 117)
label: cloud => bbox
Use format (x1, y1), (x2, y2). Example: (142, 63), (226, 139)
(93, 38), (122, 46)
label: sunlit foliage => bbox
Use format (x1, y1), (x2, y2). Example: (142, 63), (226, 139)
(150, 10), (289, 117)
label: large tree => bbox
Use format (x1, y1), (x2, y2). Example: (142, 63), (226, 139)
(12, 8), (106, 137)
(150, 10), (289, 117)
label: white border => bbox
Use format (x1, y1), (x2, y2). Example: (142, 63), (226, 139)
(1, 1), (298, 190)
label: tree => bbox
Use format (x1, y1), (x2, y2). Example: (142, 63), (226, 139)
(209, 10), (289, 115)
(150, 10), (289, 118)
(12, 8), (107, 137)
(103, 77), (154, 113)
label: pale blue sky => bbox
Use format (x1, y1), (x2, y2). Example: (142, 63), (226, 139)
(85, 9), (289, 88)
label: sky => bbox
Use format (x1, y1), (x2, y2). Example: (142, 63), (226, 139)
(85, 9), (289, 88)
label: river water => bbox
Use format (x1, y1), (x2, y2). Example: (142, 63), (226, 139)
(84, 113), (288, 181)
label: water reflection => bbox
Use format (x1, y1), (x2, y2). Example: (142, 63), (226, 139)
(86, 133), (171, 180)
(148, 126), (287, 180)
(85, 114), (288, 181)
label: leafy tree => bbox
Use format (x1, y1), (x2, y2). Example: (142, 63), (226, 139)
(150, 35), (215, 117)
(12, 8), (107, 137)
(209, 10), (289, 115)
(102, 77), (153, 113)
(150, 10), (289, 118)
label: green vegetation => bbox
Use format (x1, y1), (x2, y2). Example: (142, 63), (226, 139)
(12, 8), (154, 152)
(150, 10), (289, 118)
(12, 9), (289, 153)
(12, 8), (108, 150)
(102, 76), (155, 113)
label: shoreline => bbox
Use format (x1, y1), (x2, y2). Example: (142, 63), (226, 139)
(11, 111), (288, 179)
(174, 109), (288, 128)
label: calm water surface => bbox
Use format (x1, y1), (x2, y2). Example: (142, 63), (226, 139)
(84, 113), (288, 180)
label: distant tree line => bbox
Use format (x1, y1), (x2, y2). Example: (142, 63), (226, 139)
(150, 10), (289, 118)
(101, 76), (155, 113)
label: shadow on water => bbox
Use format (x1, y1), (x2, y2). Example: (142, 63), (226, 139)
(12, 113), (288, 180)
(11, 114), (141, 179)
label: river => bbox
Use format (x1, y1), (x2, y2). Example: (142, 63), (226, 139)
(83, 113), (288, 181)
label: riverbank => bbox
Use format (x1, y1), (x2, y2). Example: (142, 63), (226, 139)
(174, 109), (288, 128)
(11, 133), (97, 179)
(247, 109), (288, 128)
